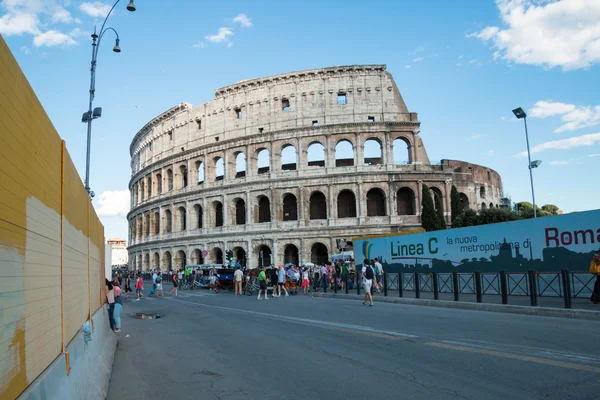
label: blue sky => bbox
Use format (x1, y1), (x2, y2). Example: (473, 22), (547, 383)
(2, 0), (599, 241)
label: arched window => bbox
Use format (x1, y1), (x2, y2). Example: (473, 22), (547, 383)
(152, 253), (159, 271)
(393, 138), (410, 164)
(147, 176), (152, 198)
(489, 202), (494, 208)
(236, 152), (246, 178)
(214, 248), (223, 264)
(480, 186), (486, 199)
(311, 243), (328, 265)
(481, 202), (486, 210)
(364, 138), (382, 165)
(366, 188), (386, 216)
(487, 171), (491, 181)
(215, 158), (224, 181)
(282, 194), (298, 221)
(162, 251), (172, 271)
(281, 145), (297, 171)
(177, 207), (186, 231)
(194, 204), (203, 229)
(234, 247), (247, 267)
(164, 209), (172, 233)
(175, 250), (186, 270)
(258, 196), (271, 223)
(396, 188), (415, 215)
(257, 149), (270, 174)
(156, 173), (162, 194)
(191, 249), (203, 265)
(309, 191), (327, 220)
(140, 181), (145, 201)
(257, 245), (272, 267)
(284, 244), (299, 265)
(214, 202), (223, 227)
(145, 214), (150, 236)
(180, 165), (188, 188)
(431, 188), (444, 213)
(153, 211), (160, 235)
(307, 142), (325, 167)
(335, 140), (354, 167)
(337, 190), (357, 218)
(197, 162), (205, 184)
(167, 169), (173, 191)
(459, 193), (469, 211)
(235, 199), (246, 225)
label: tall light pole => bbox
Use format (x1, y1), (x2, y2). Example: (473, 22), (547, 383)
(83, 0), (136, 197)
(512, 107), (538, 218)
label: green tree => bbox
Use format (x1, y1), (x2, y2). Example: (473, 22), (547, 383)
(421, 185), (439, 231)
(435, 192), (447, 229)
(450, 185), (462, 223)
(516, 201), (559, 218)
(453, 208), (522, 228)
(541, 204), (559, 215)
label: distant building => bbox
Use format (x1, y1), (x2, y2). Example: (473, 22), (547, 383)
(107, 238), (128, 266)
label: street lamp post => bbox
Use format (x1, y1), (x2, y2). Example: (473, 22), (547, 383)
(512, 107), (538, 218)
(83, 0), (136, 197)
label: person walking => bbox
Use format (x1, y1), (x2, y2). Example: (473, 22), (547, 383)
(150, 270), (158, 296)
(156, 273), (164, 297)
(234, 267), (244, 295)
(113, 284), (123, 333)
(169, 269), (179, 296)
(361, 259), (375, 307)
(278, 265), (289, 297)
(374, 257), (384, 293)
(319, 264), (328, 291)
(135, 273), (144, 301)
(590, 252), (600, 303)
(105, 279), (116, 331)
(257, 267), (269, 300)
(341, 262), (349, 292)
(270, 265), (280, 297)
(177, 268), (184, 287)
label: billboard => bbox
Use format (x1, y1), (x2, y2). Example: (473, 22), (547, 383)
(353, 209), (600, 273)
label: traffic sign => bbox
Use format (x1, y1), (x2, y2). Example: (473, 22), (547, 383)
(201, 250), (209, 258)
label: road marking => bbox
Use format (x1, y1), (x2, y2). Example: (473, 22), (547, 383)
(172, 298), (419, 340)
(425, 342), (600, 374)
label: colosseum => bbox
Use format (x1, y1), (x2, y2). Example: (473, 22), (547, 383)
(127, 65), (503, 271)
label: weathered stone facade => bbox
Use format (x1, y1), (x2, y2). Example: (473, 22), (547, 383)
(127, 65), (503, 271)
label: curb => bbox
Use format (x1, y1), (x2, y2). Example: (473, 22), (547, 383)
(311, 293), (600, 320)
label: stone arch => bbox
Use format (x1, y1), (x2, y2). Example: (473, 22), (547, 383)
(257, 196), (271, 223)
(152, 252), (159, 271)
(459, 193), (469, 211)
(366, 188), (386, 216)
(143, 253), (149, 271)
(335, 139), (354, 167)
(257, 148), (270, 174)
(194, 204), (203, 229)
(146, 175), (152, 198)
(397, 187), (416, 215)
(177, 206), (186, 231)
(166, 169), (173, 191)
(281, 144), (297, 171)
(284, 244), (299, 265)
(311, 242), (329, 265)
(236, 152), (246, 178)
(175, 250), (186, 270)
(156, 172), (162, 193)
(392, 137), (411, 164)
(213, 247), (223, 264)
(309, 191), (327, 220)
(180, 164), (188, 188)
(489, 202), (494, 208)
(164, 209), (172, 233)
(337, 189), (357, 218)
(235, 198), (246, 225)
(307, 142), (325, 168)
(431, 187), (444, 213)
(480, 185), (486, 199)
(140, 180), (145, 201)
(215, 157), (224, 181)
(364, 138), (382, 165)
(153, 211), (160, 234)
(481, 202), (486, 210)
(257, 245), (272, 267)
(162, 251), (172, 271)
(191, 248), (203, 265)
(213, 201), (223, 227)
(282, 193), (298, 221)
(232, 246), (247, 266)
(144, 213), (150, 236)
(196, 161), (205, 184)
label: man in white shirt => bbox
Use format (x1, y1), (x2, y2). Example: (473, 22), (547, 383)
(374, 257), (384, 292)
(361, 260), (375, 306)
(234, 268), (244, 295)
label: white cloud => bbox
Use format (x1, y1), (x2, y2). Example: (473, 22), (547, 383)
(33, 29), (76, 46)
(79, 1), (111, 18)
(530, 100), (600, 133)
(0, 12), (39, 35)
(486, 150), (495, 156)
(404, 64), (411, 69)
(205, 27), (233, 44)
(412, 57), (424, 63)
(95, 190), (130, 217)
(515, 132), (600, 157)
(550, 160), (569, 165)
(20, 45), (30, 54)
(232, 13), (252, 28)
(52, 8), (80, 24)
(589, 153), (600, 157)
(192, 41), (206, 49)
(468, 0), (600, 70)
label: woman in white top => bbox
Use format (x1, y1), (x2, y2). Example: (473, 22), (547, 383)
(301, 269), (310, 294)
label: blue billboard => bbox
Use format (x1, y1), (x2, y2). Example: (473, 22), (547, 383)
(353, 209), (600, 273)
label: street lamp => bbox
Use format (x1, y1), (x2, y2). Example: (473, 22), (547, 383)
(512, 107), (538, 218)
(82, 0), (136, 197)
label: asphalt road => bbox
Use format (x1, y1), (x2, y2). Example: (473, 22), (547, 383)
(107, 289), (600, 400)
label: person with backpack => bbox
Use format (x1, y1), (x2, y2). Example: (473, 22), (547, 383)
(361, 259), (375, 307)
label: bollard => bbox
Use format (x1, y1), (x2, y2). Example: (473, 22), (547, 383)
(563, 269), (572, 309)
(561, 270), (571, 309)
(357, 274), (361, 295)
(475, 271), (482, 303)
(452, 271), (459, 301)
(334, 275), (337, 293)
(398, 272), (404, 298)
(415, 272), (420, 299)
(323, 276), (327, 293)
(432, 272), (439, 300)
(528, 270), (538, 307)
(500, 270), (508, 305)
(345, 275), (349, 294)
(383, 272), (388, 297)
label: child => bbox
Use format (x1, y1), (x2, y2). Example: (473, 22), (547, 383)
(156, 274), (164, 297)
(302, 268), (310, 294)
(135, 273), (143, 301)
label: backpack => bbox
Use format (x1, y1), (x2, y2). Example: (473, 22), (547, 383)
(365, 266), (374, 280)
(156, 276), (162, 283)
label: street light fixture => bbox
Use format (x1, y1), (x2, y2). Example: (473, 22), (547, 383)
(512, 107), (538, 218)
(82, 0), (136, 197)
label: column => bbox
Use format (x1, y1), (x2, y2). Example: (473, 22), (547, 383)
(246, 239), (253, 269)
(222, 194), (228, 229)
(273, 239), (279, 266)
(357, 182), (365, 225)
(298, 186), (305, 226)
(355, 133), (364, 166)
(328, 185), (335, 225)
